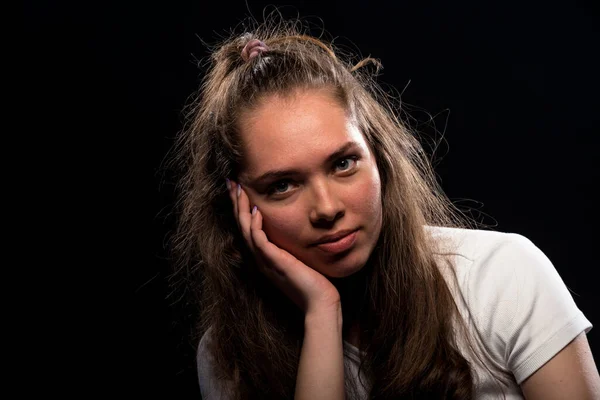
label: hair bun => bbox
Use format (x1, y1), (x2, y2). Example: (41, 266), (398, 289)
(241, 39), (269, 62)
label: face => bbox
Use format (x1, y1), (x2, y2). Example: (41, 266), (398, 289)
(237, 88), (383, 279)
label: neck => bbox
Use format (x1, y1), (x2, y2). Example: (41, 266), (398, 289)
(328, 262), (371, 346)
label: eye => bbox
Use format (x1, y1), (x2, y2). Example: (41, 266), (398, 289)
(334, 156), (359, 172)
(266, 180), (293, 196)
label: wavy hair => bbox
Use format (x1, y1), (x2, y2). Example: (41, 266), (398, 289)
(167, 11), (509, 400)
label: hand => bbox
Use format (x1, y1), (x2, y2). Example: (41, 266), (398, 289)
(228, 179), (341, 316)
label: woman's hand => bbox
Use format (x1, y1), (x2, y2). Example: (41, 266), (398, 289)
(228, 179), (341, 316)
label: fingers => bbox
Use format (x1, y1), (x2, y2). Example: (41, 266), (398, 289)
(236, 184), (254, 252)
(249, 205), (271, 274)
(227, 179), (239, 226)
(250, 205), (267, 250)
(251, 208), (287, 278)
(228, 179), (284, 278)
(228, 179), (256, 254)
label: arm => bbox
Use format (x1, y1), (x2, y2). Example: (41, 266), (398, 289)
(228, 185), (346, 398)
(520, 332), (600, 400)
(295, 305), (346, 400)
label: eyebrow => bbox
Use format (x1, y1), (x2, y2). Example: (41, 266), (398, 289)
(247, 141), (362, 187)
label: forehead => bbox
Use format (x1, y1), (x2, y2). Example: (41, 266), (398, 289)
(238, 90), (367, 177)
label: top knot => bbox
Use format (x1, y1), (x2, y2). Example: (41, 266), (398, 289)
(241, 39), (269, 62)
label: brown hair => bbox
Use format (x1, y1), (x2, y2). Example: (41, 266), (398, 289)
(167, 11), (509, 400)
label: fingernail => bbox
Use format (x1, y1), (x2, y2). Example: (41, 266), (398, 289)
(225, 178), (231, 190)
(252, 205), (257, 215)
(237, 184), (241, 197)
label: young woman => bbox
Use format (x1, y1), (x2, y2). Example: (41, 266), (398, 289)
(168, 15), (599, 400)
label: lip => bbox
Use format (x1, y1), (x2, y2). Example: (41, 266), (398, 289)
(314, 230), (358, 254)
(312, 229), (357, 245)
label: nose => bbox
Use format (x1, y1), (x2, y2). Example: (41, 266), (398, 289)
(308, 179), (345, 224)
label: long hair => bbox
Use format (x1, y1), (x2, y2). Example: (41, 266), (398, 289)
(167, 11), (508, 400)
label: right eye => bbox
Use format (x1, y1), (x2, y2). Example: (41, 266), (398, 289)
(267, 180), (293, 196)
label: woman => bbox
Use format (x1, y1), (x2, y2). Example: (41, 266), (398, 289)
(169, 15), (599, 399)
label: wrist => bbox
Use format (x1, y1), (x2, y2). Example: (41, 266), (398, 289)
(305, 302), (343, 329)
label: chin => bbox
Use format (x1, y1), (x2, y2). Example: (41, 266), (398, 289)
(324, 268), (362, 279)
(317, 250), (369, 278)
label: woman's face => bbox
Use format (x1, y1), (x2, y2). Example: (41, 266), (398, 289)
(237, 89), (383, 278)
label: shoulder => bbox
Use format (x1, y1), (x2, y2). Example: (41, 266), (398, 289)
(197, 326), (235, 399)
(197, 326), (215, 370)
(196, 327), (215, 395)
(427, 225), (593, 384)
(427, 225), (572, 297)
(427, 224), (533, 261)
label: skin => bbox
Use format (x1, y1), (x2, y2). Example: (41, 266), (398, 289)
(225, 89), (600, 397)
(229, 87), (383, 315)
(520, 332), (600, 399)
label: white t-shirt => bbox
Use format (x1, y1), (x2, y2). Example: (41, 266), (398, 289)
(197, 226), (593, 399)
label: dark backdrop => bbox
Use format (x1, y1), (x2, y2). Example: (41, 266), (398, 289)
(24, 0), (598, 397)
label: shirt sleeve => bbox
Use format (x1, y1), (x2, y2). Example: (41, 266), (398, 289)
(465, 233), (593, 384)
(197, 327), (234, 400)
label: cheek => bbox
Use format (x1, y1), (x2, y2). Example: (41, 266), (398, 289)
(351, 170), (382, 215)
(261, 209), (302, 246)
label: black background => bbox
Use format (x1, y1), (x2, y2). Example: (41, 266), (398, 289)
(24, 0), (598, 397)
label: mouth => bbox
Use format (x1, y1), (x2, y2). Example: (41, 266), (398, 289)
(312, 228), (358, 246)
(313, 229), (359, 254)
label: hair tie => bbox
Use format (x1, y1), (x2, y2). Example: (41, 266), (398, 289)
(241, 39), (269, 62)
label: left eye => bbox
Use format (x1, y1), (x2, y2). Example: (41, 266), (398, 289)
(335, 157), (358, 172)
